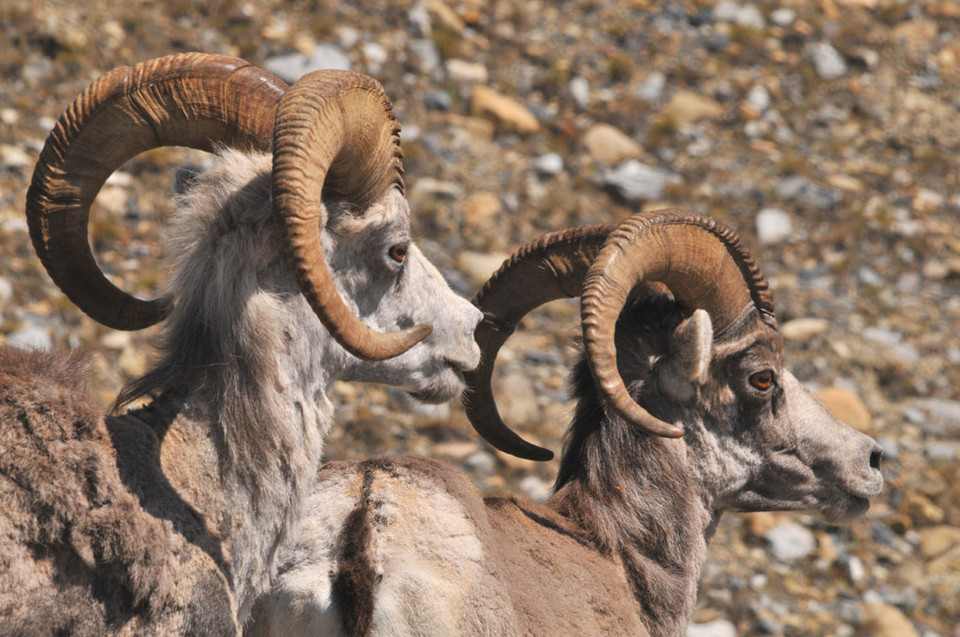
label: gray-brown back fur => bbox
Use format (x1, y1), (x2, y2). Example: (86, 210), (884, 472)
(0, 348), (235, 636)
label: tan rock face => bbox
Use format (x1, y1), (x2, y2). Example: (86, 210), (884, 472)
(470, 86), (540, 134)
(580, 123), (642, 165)
(918, 525), (960, 559)
(658, 90), (724, 127)
(817, 386), (872, 432)
(861, 602), (919, 637)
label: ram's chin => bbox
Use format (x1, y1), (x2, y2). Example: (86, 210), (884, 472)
(407, 368), (465, 405)
(814, 495), (872, 525)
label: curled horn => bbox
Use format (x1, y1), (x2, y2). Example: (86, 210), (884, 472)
(26, 52), (287, 330)
(580, 209), (777, 437)
(463, 225), (613, 461)
(272, 70), (431, 361)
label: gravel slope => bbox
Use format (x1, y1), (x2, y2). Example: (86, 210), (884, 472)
(1, 1), (958, 634)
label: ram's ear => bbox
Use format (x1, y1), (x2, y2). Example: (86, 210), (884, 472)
(659, 309), (713, 401)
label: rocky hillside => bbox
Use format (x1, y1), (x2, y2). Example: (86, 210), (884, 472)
(1, 0), (958, 634)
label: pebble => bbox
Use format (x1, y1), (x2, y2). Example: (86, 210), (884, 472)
(0, 277), (12, 318)
(532, 152), (564, 177)
(781, 317), (828, 341)
(659, 91), (724, 127)
(569, 76), (590, 110)
(0, 144), (30, 169)
(810, 43), (848, 79)
(907, 399), (960, 434)
(407, 2), (432, 37)
(408, 39), (441, 74)
(460, 192), (502, 225)
(581, 123), (643, 165)
(774, 176), (843, 210)
(409, 177), (462, 203)
(470, 86), (540, 134)
(457, 251), (510, 287)
(602, 160), (682, 203)
(633, 71), (666, 103)
(464, 450), (497, 476)
(918, 525), (960, 559)
(924, 441), (960, 461)
(755, 208), (792, 244)
(745, 86), (771, 114)
(686, 619), (736, 637)
(518, 475), (552, 502)
(423, 90), (453, 111)
(713, 1), (765, 29)
(770, 8), (797, 26)
(362, 41), (388, 74)
(445, 59), (488, 84)
(860, 602), (919, 637)
(6, 325), (53, 351)
(765, 521), (816, 561)
(263, 44), (351, 83)
(817, 386), (872, 431)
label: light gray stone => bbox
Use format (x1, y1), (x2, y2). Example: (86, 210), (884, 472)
(264, 44), (351, 83)
(756, 208), (792, 244)
(533, 152), (564, 177)
(7, 325), (53, 351)
(746, 85), (771, 113)
(634, 71), (666, 103)
(765, 521), (816, 561)
(569, 76), (590, 110)
(771, 8), (796, 26)
(602, 160), (682, 202)
(810, 42), (847, 79)
(687, 619), (737, 637)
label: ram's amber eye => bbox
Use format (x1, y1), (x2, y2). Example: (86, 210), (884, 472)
(388, 244), (408, 264)
(749, 370), (775, 391)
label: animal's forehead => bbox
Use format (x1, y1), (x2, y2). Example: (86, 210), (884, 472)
(328, 189), (410, 235)
(713, 325), (783, 365)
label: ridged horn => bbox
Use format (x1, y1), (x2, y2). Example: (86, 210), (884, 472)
(25, 52), (287, 330)
(463, 225), (614, 461)
(272, 70), (431, 361)
(581, 209), (777, 437)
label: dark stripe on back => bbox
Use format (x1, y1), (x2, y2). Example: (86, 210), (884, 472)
(331, 467), (377, 637)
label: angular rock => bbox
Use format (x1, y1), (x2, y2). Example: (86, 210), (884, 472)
(809, 43), (847, 79)
(470, 86), (540, 134)
(755, 208), (792, 244)
(781, 318), (829, 342)
(659, 91), (724, 127)
(533, 153), (564, 177)
(775, 176), (843, 210)
(460, 192), (502, 225)
(860, 602), (919, 637)
(457, 251), (510, 287)
(687, 619), (736, 637)
(581, 123), (643, 165)
(264, 44), (351, 83)
(633, 72), (666, 103)
(602, 160), (681, 203)
(569, 76), (590, 110)
(765, 521), (815, 561)
(446, 59), (488, 84)
(817, 386), (872, 432)
(918, 526), (960, 559)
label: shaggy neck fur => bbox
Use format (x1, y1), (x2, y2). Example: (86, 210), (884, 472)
(116, 151), (347, 619)
(550, 300), (718, 637)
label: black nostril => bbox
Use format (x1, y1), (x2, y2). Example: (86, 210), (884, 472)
(869, 446), (882, 470)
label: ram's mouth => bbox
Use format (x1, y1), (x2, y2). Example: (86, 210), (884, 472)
(406, 365), (466, 404)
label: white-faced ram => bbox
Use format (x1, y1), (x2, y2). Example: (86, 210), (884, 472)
(247, 210), (884, 637)
(0, 53), (481, 635)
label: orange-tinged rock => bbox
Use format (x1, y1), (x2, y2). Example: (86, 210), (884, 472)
(817, 386), (872, 432)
